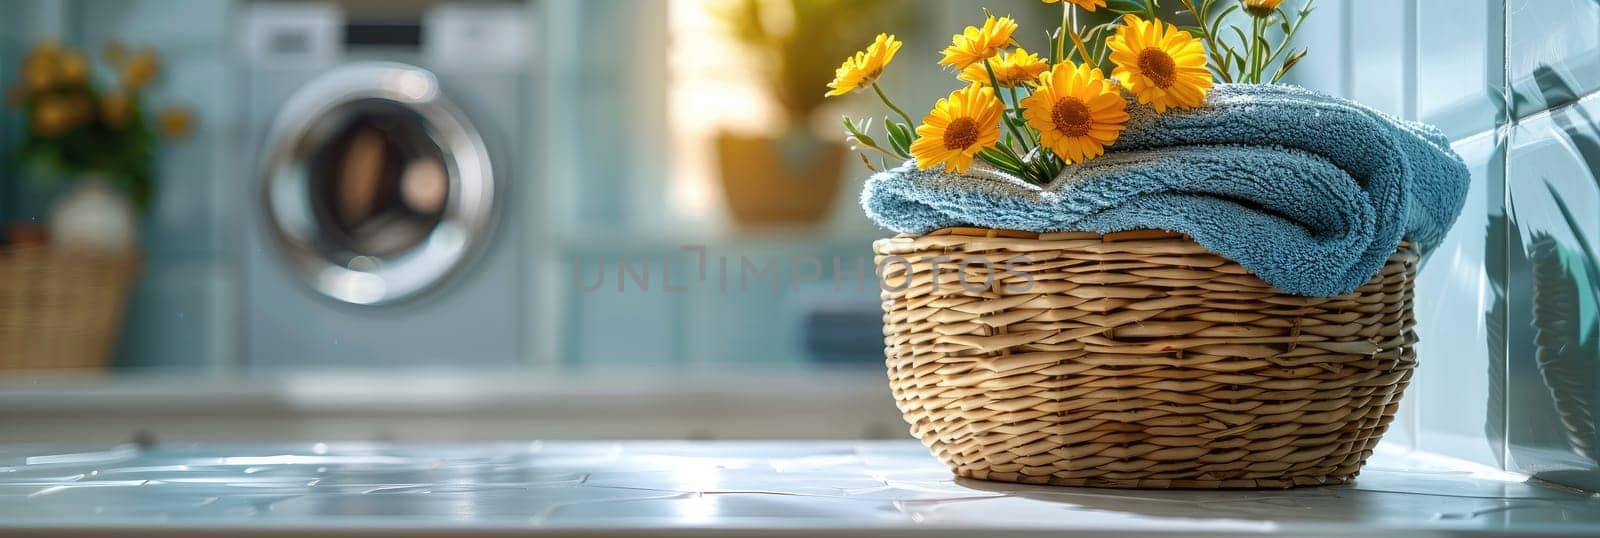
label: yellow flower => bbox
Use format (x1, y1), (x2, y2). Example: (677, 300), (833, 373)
(61, 94), (92, 126)
(32, 96), (75, 137)
(1107, 15), (1213, 113)
(938, 16), (1018, 71)
(1043, 0), (1107, 11)
(1021, 62), (1129, 164)
(825, 34), (903, 97)
(21, 43), (60, 92)
(159, 107), (195, 138)
(910, 85), (1004, 174)
(1241, 0), (1285, 17)
(122, 50), (159, 90)
(59, 51), (89, 85)
(958, 47), (1048, 88)
(101, 91), (130, 128)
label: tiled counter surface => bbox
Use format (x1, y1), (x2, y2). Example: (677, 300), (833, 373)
(1, 441), (1597, 537)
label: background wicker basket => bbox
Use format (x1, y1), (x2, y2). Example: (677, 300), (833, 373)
(874, 228), (1418, 489)
(0, 246), (140, 370)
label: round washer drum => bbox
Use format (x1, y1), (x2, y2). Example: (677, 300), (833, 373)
(259, 62), (496, 306)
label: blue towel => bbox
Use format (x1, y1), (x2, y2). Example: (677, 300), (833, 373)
(862, 83), (1470, 296)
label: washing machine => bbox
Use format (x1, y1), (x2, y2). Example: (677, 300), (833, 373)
(239, 2), (534, 368)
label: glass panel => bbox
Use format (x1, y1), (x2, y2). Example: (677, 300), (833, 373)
(1418, 0), (1507, 138)
(1413, 129), (1508, 467)
(1347, 0), (1410, 118)
(1504, 95), (1600, 490)
(306, 104), (449, 259)
(1508, 0), (1600, 118)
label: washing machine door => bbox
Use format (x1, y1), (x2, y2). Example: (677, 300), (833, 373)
(259, 63), (495, 305)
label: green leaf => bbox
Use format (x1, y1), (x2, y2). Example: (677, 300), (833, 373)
(1212, 4), (1239, 29)
(1048, 29), (1062, 65)
(1270, 48), (1308, 83)
(884, 119), (913, 157)
(979, 147), (1022, 169)
(1225, 47), (1247, 80)
(977, 152), (1027, 178)
(1229, 26), (1249, 50)
(842, 116), (878, 148)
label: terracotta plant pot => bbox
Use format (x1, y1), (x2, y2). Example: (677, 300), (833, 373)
(715, 131), (846, 226)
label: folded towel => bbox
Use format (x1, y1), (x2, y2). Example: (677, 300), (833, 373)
(862, 83), (1471, 296)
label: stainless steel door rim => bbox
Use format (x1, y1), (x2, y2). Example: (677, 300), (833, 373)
(259, 62), (496, 305)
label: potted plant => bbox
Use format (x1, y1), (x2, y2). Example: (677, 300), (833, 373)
(711, 0), (907, 226)
(1, 40), (193, 370)
(839, 0), (1470, 489)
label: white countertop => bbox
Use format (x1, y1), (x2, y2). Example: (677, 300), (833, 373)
(2, 441), (1597, 537)
(0, 370), (906, 442)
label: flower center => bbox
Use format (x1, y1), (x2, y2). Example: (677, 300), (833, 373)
(943, 117), (980, 150)
(1138, 48), (1177, 88)
(1051, 97), (1092, 137)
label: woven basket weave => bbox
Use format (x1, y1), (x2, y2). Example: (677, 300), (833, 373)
(0, 246), (140, 370)
(874, 228), (1418, 489)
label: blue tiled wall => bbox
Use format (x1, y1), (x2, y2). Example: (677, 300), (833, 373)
(79, 0), (239, 371)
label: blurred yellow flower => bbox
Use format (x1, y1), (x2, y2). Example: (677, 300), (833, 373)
(122, 50), (159, 90)
(959, 47), (1048, 88)
(938, 16), (1018, 71)
(32, 96), (75, 137)
(62, 94), (93, 124)
(159, 107), (195, 138)
(1241, 0), (1285, 17)
(910, 85), (1004, 173)
(825, 33), (903, 97)
(59, 51), (90, 85)
(1021, 62), (1129, 164)
(21, 46), (59, 92)
(101, 91), (131, 128)
(1107, 15), (1212, 113)
(1043, 0), (1107, 11)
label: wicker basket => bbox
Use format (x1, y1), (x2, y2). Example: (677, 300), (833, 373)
(874, 228), (1418, 489)
(0, 246), (140, 370)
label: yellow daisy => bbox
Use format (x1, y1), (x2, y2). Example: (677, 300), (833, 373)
(958, 47), (1048, 88)
(938, 16), (1018, 71)
(1107, 15), (1212, 113)
(1241, 0), (1285, 17)
(1042, 0), (1107, 11)
(825, 33), (903, 97)
(910, 85), (1004, 173)
(1021, 62), (1129, 164)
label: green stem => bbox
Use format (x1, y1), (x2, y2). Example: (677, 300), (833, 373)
(984, 60), (1032, 155)
(1180, 0), (1233, 83)
(1260, 3), (1312, 73)
(872, 83), (916, 128)
(1248, 15), (1260, 82)
(1057, 3), (1069, 64)
(1007, 84), (1040, 147)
